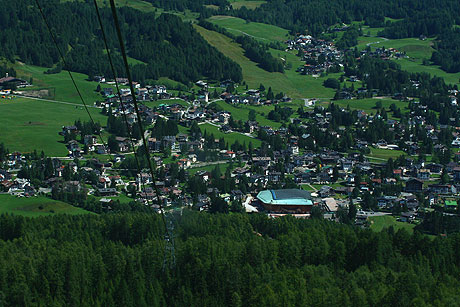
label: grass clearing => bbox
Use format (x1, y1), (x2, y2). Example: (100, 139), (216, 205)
(213, 100), (282, 128)
(321, 98), (409, 119)
(230, 1), (266, 10)
(369, 147), (406, 160)
(0, 195), (93, 217)
(200, 123), (261, 147)
(208, 15), (289, 42)
(188, 162), (234, 175)
(195, 25), (337, 99)
(369, 215), (415, 234)
(0, 97), (106, 156)
(14, 63), (103, 105)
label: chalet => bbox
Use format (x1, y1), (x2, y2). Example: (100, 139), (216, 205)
(0, 76), (28, 88)
(97, 188), (117, 197)
(405, 178), (423, 193)
(151, 85), (167, 94)
(428, 184), (456, 195)
(102, 88), (113, 96)
(454, 167), (460, 181)
(84, 135), (97, 146)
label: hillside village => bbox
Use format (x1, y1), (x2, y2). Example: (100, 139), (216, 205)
(1, 28), (460, 232)
(2, 65), (460, 229)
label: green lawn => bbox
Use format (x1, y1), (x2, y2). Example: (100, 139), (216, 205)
(199, 123), (261, 147)
(213, 100), (282, 128)
(0, 97), (106, 156)
(322, 98), (409, 118)
(369, 215), (415, 234)
(369, 147), (406, 160)
(354, 29), (460, 87)
(0, 195), (93, 217)
(14, 63), (104, 105)
(229, 1), (266, 10)
(93, 194), (134, 204)
(208, 15), (289, 42)
(188, 162), (233, 175)
(62, 0), (158, 12)
(195, 25), (337, 99)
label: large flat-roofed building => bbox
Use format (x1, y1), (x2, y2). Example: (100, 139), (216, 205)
(256, 189), (313, 214)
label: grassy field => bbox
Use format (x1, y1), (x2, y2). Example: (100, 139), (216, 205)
(62, 0), (158, 12)
(188, 162), (233, 175)
(208, 16), (289, 42)
(0, 97), (106, 156)
(213, 100), (282, 128)
(229, 0), (266, 10)
(0, 195), (92, 217)
(322, 98), (409, 118)
(354, 27), (460, 87)
(14, 63), (104, 105)
(369, 147), (406, 160)
(195, 25), (337, 99)
(199, 123), (261, 147)
(369, 215), (415, 234)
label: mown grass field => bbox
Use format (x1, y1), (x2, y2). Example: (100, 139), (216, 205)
(229, 0), (266, 10)
(188, 162), (233, 175)
(0, 97), (106, 156)
(0, 195), (92, 217)
(199, 123), (261, 147)
(213, 100), (282, 128)
(369, 215), (415, 234)
(322, 98), (409, 118)
(195, 25), (338, 99)
(14, 63), (103, 105)
(208, 16), (289, 42)
(369, 147), (406, 160)
(354, 27), (460, 87)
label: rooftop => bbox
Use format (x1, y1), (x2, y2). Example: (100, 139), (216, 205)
(257, 189), (312, 206)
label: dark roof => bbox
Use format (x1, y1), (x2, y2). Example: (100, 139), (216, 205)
(271, 189), (311, 200)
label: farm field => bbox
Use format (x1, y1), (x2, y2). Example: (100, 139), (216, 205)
(0, 195), (92, 217)
(208, 15), (289, 42)
(369, 215), (415, 234)
(0, 97), (106, 156)
(195, 24), (337, 99)
(199, 123), (261, 148)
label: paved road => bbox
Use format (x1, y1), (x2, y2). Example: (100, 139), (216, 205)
(366, 37), (389, 47)
(187, 160), (230, 169)
(358, 211), (391, 217)
(16, 95), (98, 108)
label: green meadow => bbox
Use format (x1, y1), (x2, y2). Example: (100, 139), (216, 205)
(355, 26), (460, 87)
(195, 24), (338, 99)
(229, 0), (266, 10)
(322, 98), (409, 118)
(0, 97), (106, 156)
(14, 63), (104, 105)
(208, 15), (290, 42)
(213, 100), (282, 128)
(0, 195), (93, 217)
(369, 147), (406, 160)
(369, 215), (415, 234)
(199, 123), (261, 147)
